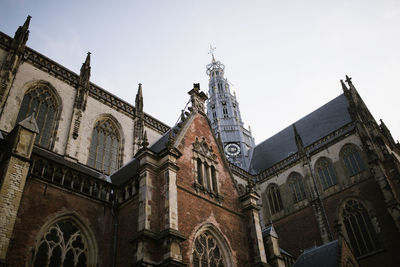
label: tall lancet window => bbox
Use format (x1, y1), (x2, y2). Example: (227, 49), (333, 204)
(88, 118), (121, 174)
(341, 199), (380, 257)
(16, 83), (59, 149)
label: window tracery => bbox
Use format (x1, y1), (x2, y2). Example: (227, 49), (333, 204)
(267, 184), (283, 214)
(315, 158), (337, 190)
(341, 199), (380, 257)
(87, 118), (121, 174)
(342, 145), (365, 176)
(16, 83), (59, 149)
(193, 137), (221, 200)
(192, 232), (225, 267)
(32, 220), (88, 267)
(288, 173), (306, 203)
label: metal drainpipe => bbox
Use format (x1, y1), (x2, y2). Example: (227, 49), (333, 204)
(111, 199), (118, 267)
(305, 151), (333, 242)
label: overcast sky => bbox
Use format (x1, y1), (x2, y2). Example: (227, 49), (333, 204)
(1, 0), (399, 144)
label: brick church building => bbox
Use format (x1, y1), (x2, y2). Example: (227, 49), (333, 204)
(1, 17), (400, 267)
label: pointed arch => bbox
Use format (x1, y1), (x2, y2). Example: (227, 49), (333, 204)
(191, 223), (234, 267)
(16, 80), (62, 149)
(266, 183), (283, 214)
(287, 172), (306, 203)
(340, 144), (365, 176)
(337, 198), (380, 258)
(87, 114), (124, 174)
(315, 157), (338, 190)
(30, 212), (98, 267)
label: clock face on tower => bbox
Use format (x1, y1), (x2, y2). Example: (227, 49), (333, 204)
(224, 143), (241, 157)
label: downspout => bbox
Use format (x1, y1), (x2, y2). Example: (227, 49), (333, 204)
(111, 198), (118, 267)
(305, 151), (333, 243)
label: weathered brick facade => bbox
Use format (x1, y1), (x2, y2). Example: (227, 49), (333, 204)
(1, 17), (400, 267)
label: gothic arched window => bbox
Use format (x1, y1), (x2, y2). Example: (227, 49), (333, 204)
(288, 173), (306, 203)
(341, 199), (380, 257)
(32, 220), (89, 267)
(16, 83), (59, 149)
(267, 184), (283, 214)
(315, 158), (338, 190)
(87, 118), (121, 174)
(193, 232), (226, 267)
(342, 145), (365, 176)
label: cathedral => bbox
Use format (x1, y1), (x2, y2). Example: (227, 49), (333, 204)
(1, 16), (400, 267)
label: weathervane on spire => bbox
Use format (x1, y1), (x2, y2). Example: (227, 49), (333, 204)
(208, 44), (216, 61)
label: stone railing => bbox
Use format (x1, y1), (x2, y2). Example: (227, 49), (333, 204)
(29, 154), (115, 203)
(256, 122), (355, 182)
(0, 31), (170, 135)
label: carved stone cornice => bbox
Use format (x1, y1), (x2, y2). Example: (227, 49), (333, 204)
(192, 137), (217, 162)
(0, 31), (170, 134)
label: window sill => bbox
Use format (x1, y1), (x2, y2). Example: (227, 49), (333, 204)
(193, 182), (224, 202)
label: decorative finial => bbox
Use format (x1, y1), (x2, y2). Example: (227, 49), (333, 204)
(208, 44), (216, 61)
(141, 131), (149, 148)
(345, 75), (356, 90)
(166, 131), (175, 150)
(340, 79), (348, 92)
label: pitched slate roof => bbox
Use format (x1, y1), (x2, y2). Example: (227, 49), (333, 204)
(110, 158), (140, 186)
(250, 94), (352, 174)
(293, 240), (339, 267)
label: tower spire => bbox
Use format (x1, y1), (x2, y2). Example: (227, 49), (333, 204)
(208, 44), (216, 62)
(205, 54), (255, 170)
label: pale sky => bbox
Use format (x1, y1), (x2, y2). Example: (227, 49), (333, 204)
(1, 0), (399, 145)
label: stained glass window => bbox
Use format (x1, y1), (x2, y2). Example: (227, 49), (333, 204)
(342, 199), (380, 257)
(16, 85), (58, 149)
(316, 158), (338, 190)
(268, 184), (283, 214)
(87, 118), (120, 174)
(33, 220), (88, 267)
(193, 232), (225, 267)
(343, 146), (365, 176)
(288, 173), (306, 203)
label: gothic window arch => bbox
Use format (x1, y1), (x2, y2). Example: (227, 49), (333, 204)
(16, 81), (60, 149)
(267, 184), (283, 214)
(315, 157), (338, 190)
(87, 117), (122, 174)
(193, 137), (220, 198)
(340, 199), (380, 258)
(31, 214), (97, 267)
(341, 145), (365, 176)
(192, 224), (233, 267)
(287, 172), (306, 203)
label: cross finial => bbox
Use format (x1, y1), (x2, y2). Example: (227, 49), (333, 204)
(208, 44), (216, 61)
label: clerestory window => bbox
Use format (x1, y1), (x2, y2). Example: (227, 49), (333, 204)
(342, 145), (365, 176)
(316, 158), (338, 190)
(87, 118), (121, 174)
(267, 184), (283, 214)
(16, 83), (59, 149)
(288, 173), (306, 203)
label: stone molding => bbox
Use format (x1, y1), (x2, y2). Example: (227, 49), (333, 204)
(0, 31), (169, 134)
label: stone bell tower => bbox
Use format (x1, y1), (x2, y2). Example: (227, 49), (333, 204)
(206, 49), (255, 170)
